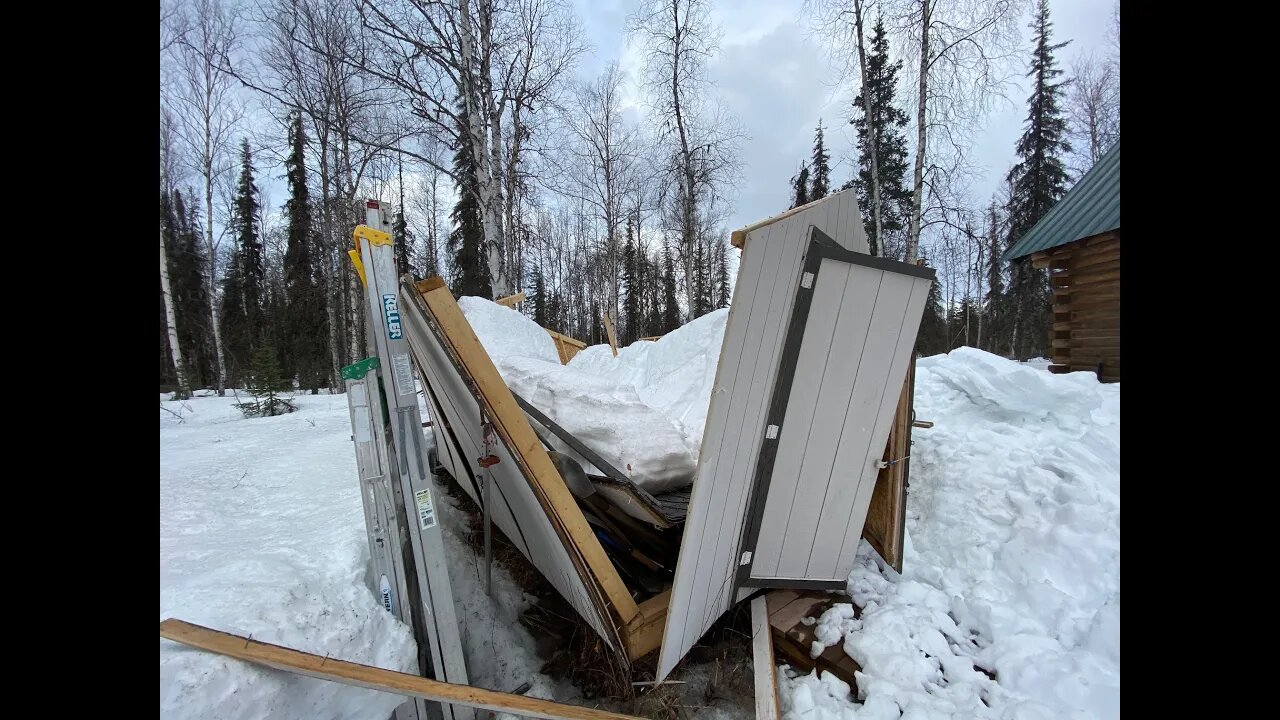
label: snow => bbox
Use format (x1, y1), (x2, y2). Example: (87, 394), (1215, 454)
(779, 347), (1120, 720)
(160, 391), (571, 720)
(568, 308), (728, 453)
(457, 298), (728, 493)
(161, 311), (1119, 719)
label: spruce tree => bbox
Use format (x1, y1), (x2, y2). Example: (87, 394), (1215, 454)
(983, 200), (1006, 353)
(809, 120), (831, 200)
(714, 240), (730, 309)
(234, 139), (264, 341)
(448, 98), (492, 299)
(236, 344), (296, 417)
(283, 113), (326, 391)
(170, 189), (214, 387)
(529, 265), (548, 327)
(661, 240), (682, 332)
(1004, 0), (1071, 359)
(393, 209), (414, 278)
(219, 246), (248, 384)
(851, 14), (911, 258)
(790, 162), (810, 209)
(622, 221), (640, 344)
(916, 277), (948, 356)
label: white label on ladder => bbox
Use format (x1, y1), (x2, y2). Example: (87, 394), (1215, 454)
(392, 353), (416, 397)
(765, 424), (779, 439)
(415, 488), (437, 530)
(351, 383), (372, 442)
(801, 271), (815, 289)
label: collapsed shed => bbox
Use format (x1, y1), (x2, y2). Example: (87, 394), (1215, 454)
(403, 188), (934, 678)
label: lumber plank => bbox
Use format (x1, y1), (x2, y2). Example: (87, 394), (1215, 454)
(751, 596), (782, 720)
(159, 619), (643, 720)
(730, 193), (831, 248)
(623, 590), (671, 659)
(416, 285), (638, 626)
(603, 310), (619, 357)
(496, 291), (527, 308)
(765, 592), (860, 688)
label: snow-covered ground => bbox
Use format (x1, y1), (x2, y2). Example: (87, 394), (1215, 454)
(781, 348), (1119, 720)
(161, 314), (1118, 719)
(160, 391), (573, 720)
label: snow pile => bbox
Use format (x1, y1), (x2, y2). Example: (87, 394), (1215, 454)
(160, 391), (572, 720)
(458, 297), (720, 493)
(780, 347), (1119, 720)
(569, 308), (728, 452)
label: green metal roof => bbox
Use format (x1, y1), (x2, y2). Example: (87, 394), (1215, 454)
(1004, 139), (1120, 261)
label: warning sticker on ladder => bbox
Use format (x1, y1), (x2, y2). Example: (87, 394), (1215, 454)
(392, 353), (416, 396)
(414, 488), (437, 530)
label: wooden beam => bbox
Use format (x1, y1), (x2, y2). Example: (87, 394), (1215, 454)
(159, 619), (644, 720)
(730, 194), (831, 248)
(603, 310), (619, 357)
(496, 291), (526, 308)
(623, 591), (671, 660)
(413, 285), (639, 627)
(751, 596), (782, 720)
(911, 420), (934, 429)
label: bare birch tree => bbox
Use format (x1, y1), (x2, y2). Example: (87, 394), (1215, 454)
(889, 0), (1020, 263)
(166, 0), (245, 395)
(629, 0), (742, 318)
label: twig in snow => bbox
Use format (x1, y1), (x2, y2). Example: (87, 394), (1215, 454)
(231, 471), (247, 489)
(160, 403), (186, 423)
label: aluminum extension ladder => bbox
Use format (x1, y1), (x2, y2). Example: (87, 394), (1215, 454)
(342, 200), (470, 720)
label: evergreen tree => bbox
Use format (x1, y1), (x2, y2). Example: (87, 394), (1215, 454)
(714, 239), (730, 309)
(661, 240), (682, 332)
(283, 113), (326, 392)
(983, 200), (1006, 353)
(448, 98), (492, 299)
(219, 246), (248, 384)
(645, 254), (663, 338)
(168, 189), (214, 387)
(809, 120), (830, 200)
(1004, 0), (1071, 359)
(790, 162), (810, 209)
(393, 209), (415, 278)
(916, 277), (948, 356)
(529, 265), (548, 327)
(851, 14), (911, 257)
(234, 139), (264, 337)
(236, 344), (296, 417)
(622, 221), (641, 344)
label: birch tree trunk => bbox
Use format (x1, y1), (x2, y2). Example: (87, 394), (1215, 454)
(458, 0), (506, 298)
(905, 0), (931, 265)
(160, 218), (184, 381)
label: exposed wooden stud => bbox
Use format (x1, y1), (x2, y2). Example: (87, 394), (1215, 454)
(159, 619), (645, 720)
(751, 596), (782, 720)
(495, 291), (527, 308)
(603, 310), (619, 357)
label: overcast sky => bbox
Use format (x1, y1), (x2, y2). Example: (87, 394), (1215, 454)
(573, 0), (1116, 233)
(240, 0), (1116, 248)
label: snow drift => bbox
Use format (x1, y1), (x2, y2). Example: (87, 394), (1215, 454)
(457, 297), (727, 493)
(781, 347), (1120, 720)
